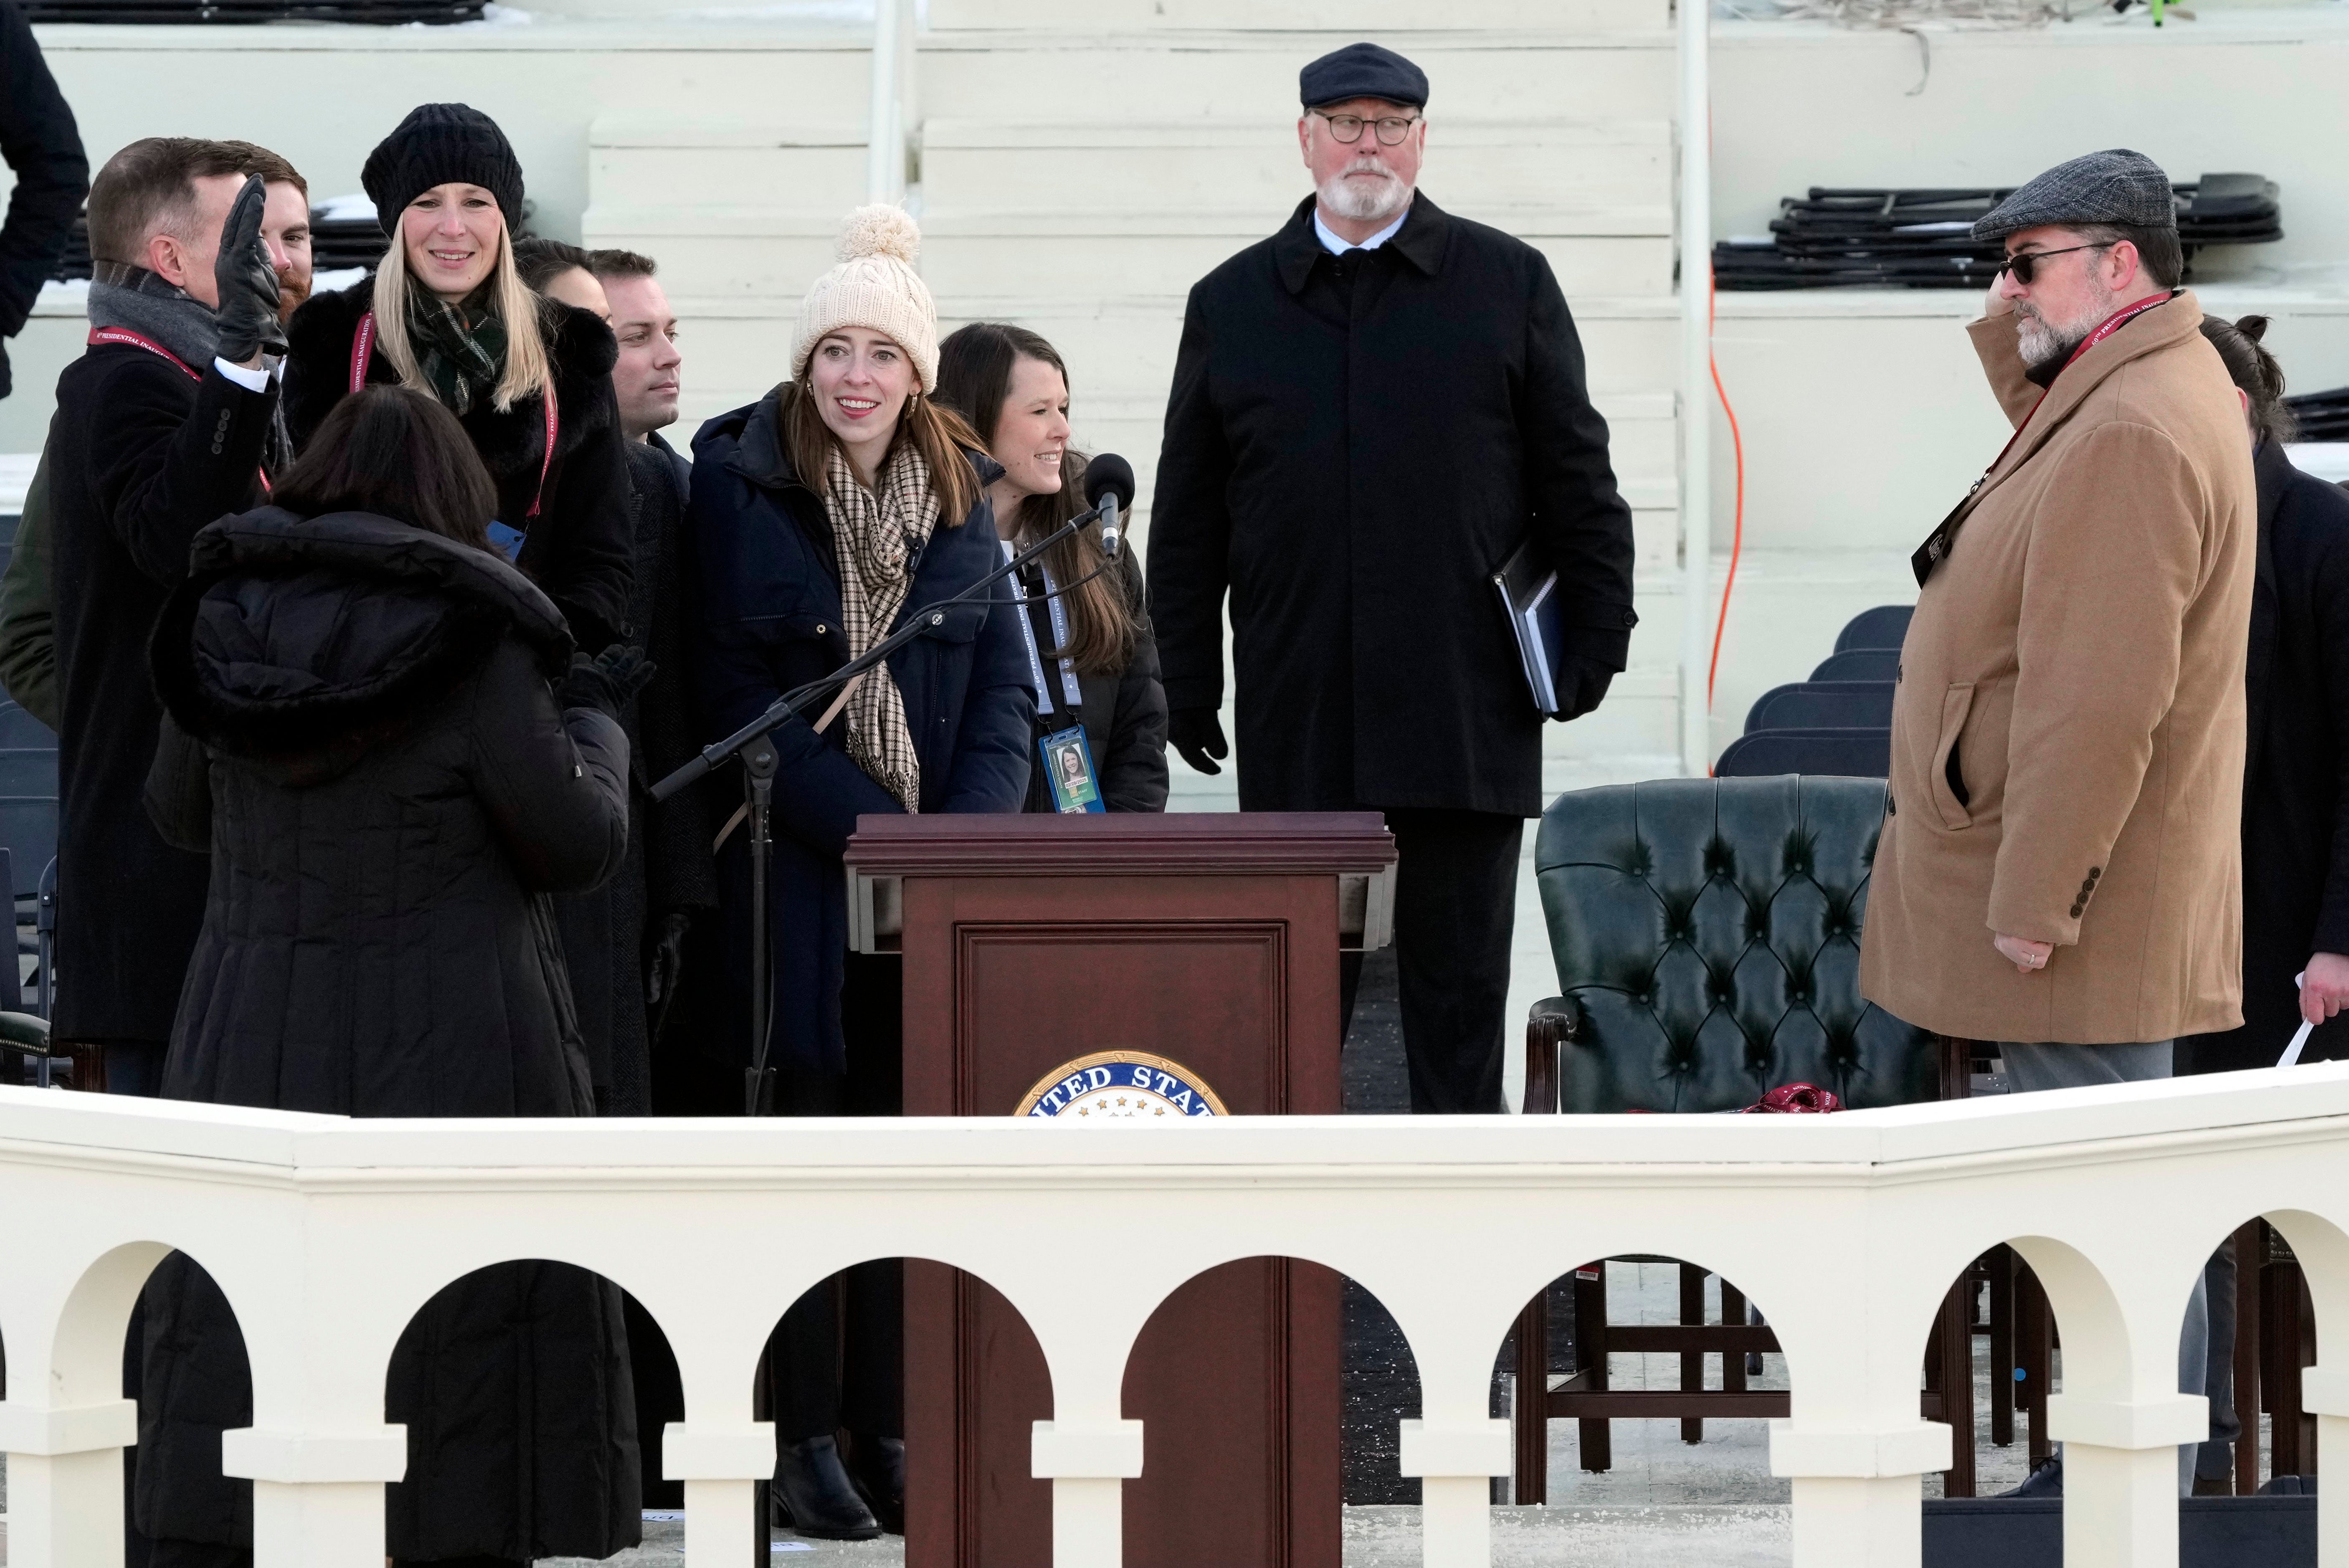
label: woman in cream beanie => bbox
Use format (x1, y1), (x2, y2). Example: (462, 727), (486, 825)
(680, 203), (1033, 1539)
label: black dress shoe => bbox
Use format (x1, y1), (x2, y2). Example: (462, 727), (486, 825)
(772, 1435), (881, 1541)
(2002, 1454), (2063, 1497)
(847, 1434), (906, 1535)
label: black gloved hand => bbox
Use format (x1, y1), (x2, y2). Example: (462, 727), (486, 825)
(212, 174), (286, 367)
(1167, 708), (1229, 776)
(1554, 656), (1618, 723)
(558, 644), (656, 719)
(645, 909), (692, 1011)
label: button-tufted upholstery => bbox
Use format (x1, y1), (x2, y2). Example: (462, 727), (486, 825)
(1534, 775), (1934, 1112)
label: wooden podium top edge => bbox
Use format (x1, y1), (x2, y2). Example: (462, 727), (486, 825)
(842, 810), (1399, 877)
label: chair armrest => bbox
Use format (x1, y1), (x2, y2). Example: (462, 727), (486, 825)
(0, 1009), (53, 1056)
(1524, 997), (1576, 1115)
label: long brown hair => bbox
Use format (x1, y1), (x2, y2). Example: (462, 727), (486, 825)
(274, 385), (497, 552)
(780, 375), (985, 529)
(933, 322), (1139, 674)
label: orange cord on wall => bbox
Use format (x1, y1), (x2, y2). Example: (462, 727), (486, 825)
(1703, 275), (1746, 709)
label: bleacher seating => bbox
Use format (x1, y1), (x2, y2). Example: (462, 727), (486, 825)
(1810, 648), (1901, 684)
(1743, 681), (1894, 734)
(1715, 727), (1891, 780)
(1832, 604), (1911, 653)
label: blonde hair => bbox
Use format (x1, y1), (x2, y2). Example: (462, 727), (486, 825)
(369, 215), (552, 414)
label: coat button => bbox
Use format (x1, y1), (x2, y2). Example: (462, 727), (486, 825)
(2070, 903), (2084, 918)
(816, 624), (827, 635)
(2088, 866), (2102, 880)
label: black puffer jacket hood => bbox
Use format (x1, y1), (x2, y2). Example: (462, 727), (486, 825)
(152, 507), (574, 784)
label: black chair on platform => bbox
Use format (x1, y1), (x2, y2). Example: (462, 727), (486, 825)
(1811, 648), (1900, 683)
(0, 795), (58, 903)
(1834, 604), (1912, 653)
(1511, 776), (1985, 1497)
(1714, 728), (1889, 779)
(0, 847), (54, 1083)
(1743, 681), (1895, 735)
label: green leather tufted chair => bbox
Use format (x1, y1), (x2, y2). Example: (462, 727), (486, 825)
(1529, 774), (1936, 1113)
(1509, 775), (1982, 1499)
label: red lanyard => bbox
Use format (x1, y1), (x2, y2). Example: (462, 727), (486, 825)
(351, 308), (557, 520)
(88, 326), (273, 496)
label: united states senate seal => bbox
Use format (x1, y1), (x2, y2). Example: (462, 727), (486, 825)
(1015, 1051), (1229, 1120)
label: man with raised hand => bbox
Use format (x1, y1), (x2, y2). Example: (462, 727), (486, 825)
(47, 138), (292, 1095)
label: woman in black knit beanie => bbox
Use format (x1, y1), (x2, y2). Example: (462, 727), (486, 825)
(283, 102), (636, 657)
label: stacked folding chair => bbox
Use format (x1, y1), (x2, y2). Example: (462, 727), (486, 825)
(22, 0), (482, 18)
(1715, 605), (1906, 778)
(1716, 176), (2281, 291)
(0, 703), (63, 1084)
(2284, 386), (2349, 442)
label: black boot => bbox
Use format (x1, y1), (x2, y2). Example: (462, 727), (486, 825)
(2002, 1453), (2063, 1497)
(847, 1434), (906, 1535)
(773, 1435), (882, 1541)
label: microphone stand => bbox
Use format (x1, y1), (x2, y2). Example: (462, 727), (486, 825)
(648, 503), (1118, 1118)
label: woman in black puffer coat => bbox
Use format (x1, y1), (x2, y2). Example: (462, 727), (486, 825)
(135, 386), (646, 1568)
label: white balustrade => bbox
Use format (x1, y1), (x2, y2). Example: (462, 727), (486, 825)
(5, 1066), (2349, 1568)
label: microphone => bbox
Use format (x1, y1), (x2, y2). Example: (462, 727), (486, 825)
(1084, 453), (1136, 559)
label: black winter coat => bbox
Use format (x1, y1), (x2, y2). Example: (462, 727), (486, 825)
(689, 390), (1034, 1079)
(284, 282), (637, 652)
(0, 0), (86, 400)
(1149, 193), (1638, 817)
(49, 340), (275, 1042)
(135, 506), (640, 1562)
(551, 431), (715, 1112)
(2184, 437), (2349, 1073)
(1014, 550), (1169, 814)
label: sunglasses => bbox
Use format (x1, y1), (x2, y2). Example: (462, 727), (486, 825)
(1993, 242), (2111, 285)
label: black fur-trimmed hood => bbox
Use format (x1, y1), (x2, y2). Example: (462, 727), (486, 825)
(152, 507), (575, 783)
(282, 281), (620, 484)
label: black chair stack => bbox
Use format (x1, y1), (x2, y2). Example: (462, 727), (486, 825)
(1714, 604), (1907, 779)
(1714, 176), (2281, 291)
(2284, 385), (2349, 441)
(0, 701), (61, 1082)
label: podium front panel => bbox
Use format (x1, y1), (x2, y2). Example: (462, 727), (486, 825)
(864, 814), (1386, 1568)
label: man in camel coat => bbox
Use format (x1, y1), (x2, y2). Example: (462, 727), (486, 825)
(1858, 148), (2255, 1497)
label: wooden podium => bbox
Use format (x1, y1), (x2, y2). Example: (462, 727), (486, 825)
(844, 813), (1397, 1568)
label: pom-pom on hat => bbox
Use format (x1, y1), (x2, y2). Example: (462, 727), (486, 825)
(791, 204), (940, 392)
(361, 103), (526, 238)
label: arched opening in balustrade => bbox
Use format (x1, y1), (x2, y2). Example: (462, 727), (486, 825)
(752, 1254), (1052, 1554)
(1114, 1254), (1413, 1563)
(2195, 1208), (2349, 1499)
(1497, 1255), (1790, 1527)
(378, 1256), (643, 1565)
(111, 1246), (255, 1561)
(1923, 1234), (2127, 1500)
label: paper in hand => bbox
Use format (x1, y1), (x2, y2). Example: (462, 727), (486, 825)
(2281, 970), (2316, 1067)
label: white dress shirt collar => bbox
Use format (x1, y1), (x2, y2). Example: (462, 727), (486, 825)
(1313, 202), (1411, 256)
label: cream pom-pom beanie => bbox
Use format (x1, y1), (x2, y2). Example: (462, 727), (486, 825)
(791, 204), (940, 392)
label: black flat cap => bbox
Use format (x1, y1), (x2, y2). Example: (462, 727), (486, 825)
(1300, 41), (1429, 111)
(362, 103), (526, 238)
(1972, 148), (2178, 240)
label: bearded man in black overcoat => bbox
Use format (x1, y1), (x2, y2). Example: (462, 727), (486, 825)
(1148, 42), (1638, 1112)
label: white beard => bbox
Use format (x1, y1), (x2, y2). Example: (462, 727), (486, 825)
(1318, 161), (1412, 224)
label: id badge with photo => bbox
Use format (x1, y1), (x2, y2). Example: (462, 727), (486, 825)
(1040, 725), (1105, 814)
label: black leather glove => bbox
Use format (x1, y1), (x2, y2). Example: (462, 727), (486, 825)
(1554, 657), (1618, 723)
(558, 644), (655, 720)
(1167, 707), (1229, 776)
(645, 909), (692, 1011)
(212, 175), (286, 366)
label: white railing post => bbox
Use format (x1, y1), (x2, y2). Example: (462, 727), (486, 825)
(2045, 1395), (2204, 1568)
(1034, 1420), (1143, 1568)
(865, 0), (907, 205)
(1774, 1424), (1949, 1568)
(2301, 1368), (2349, 1566)
(1675, 0), (1714, 777)
(0, 1404), (140, 1568)
(1399, 1419), (1511, 1568)
(664, 1424), (775, 1568)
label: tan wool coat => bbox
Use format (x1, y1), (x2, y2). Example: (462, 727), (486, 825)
(1858, 291), (2256, 1044)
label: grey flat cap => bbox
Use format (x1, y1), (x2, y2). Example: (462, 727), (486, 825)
(1973, 148), (2177, 240)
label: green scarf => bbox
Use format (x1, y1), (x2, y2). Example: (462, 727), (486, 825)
(406, 281), (507, 415)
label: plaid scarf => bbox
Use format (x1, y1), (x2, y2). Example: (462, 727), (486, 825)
(406, 281), (507, 415)
(822, 441), (941, 811)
